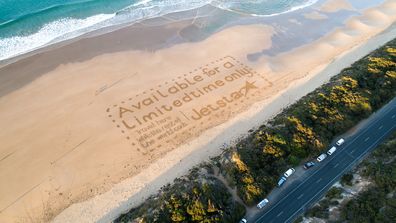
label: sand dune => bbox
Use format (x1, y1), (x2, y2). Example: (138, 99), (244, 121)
(262, 0), (396, 106)
(272, 0), (396, 74)
(322, 30), (355, 47)
(318, 0), (354, 13)
(345, 19), (372, 33)
(303, 11), (328, 20)
(360, 9), (390, 27)
(378, 0), (396, 15)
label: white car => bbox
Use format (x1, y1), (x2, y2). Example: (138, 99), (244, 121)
(336, 138), (345, 146)
(317, 153), (327, 162)
(239, 218), (247, 223)
(327, 146), (337, 155)
(257, 198), (269, 209)
(283, 168), (296, 178)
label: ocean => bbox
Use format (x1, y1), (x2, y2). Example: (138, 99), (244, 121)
(0, 0), (318, 61)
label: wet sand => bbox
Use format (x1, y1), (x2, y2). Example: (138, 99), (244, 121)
(0, 0), (396, 222)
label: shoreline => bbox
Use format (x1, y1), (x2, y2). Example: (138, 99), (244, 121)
(0, 1), (323, 66)
(0, 0), (395, 222)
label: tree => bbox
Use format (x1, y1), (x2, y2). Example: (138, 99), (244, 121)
(341, 173), (354, 186)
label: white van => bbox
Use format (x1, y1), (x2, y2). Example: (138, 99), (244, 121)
(327, 146), (337, 155)
(336, 138), (345, 146)
(283, 168), (296, 178)
(257, 198), (269, 209)
(317, 153), (327, 162)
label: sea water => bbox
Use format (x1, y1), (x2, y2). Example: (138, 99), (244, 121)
(0, 0), (318, 61)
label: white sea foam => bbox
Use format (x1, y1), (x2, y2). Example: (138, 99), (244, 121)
(0, 13), (115, 61)
(116, 0), (212, 21)
(0, 0), (319, 62)
(213, 0), (319, 17)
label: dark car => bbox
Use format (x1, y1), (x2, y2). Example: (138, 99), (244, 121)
(304, 161), (315, 169)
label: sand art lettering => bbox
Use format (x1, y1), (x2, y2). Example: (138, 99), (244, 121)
(106, 56), (272, 154)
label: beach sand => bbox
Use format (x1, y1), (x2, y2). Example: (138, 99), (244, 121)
(0, 0), (396, 222)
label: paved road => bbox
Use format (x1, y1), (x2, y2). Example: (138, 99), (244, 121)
(252, 98), (396, 223)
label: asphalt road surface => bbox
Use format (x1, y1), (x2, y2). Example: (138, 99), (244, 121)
(252, 98), (396, 223)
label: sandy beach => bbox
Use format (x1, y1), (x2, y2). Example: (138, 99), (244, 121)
(1, 0), (396, 222)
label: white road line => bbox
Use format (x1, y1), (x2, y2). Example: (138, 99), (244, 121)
(297, 194), (304, 200)
(276, 211), (284, 218)
(255, 103), (396, 223)
(283, 125), (396, 223)
(316, 178), (322, 183)
(334, 163), (339, 168)
(379, 125), (383, 130)
(365, 137), (370, 142)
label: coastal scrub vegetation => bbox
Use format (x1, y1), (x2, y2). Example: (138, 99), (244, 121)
(218, 41), (396, 205)
(115, 166), (245, 223)
(339, 133), (396, 223)
(300, 132), (396, 223)
(115, 39), (396, 222)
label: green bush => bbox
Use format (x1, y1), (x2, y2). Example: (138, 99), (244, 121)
(221, 42), (396, 204)
(115, 173), (246, 223)
(326, 187), (343, 200)
(341, 173), (354, 186)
